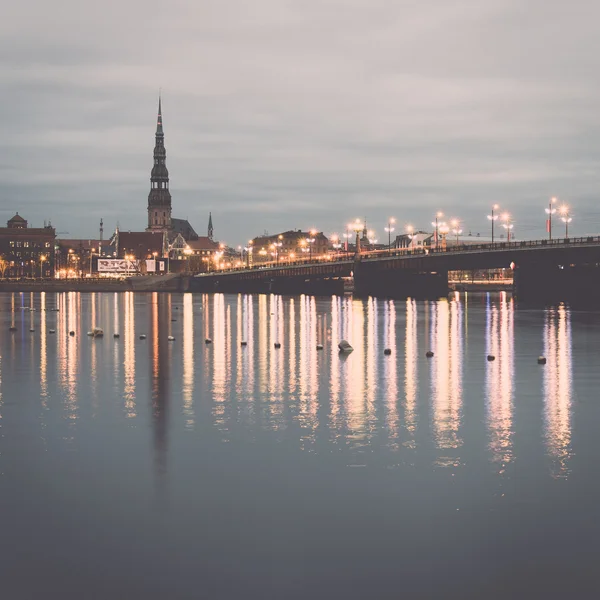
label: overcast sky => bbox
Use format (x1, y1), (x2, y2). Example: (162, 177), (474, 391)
(2, 0), (600, 244)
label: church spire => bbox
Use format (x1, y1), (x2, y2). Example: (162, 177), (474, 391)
(208, 212), (214, 240)
(156, 95), (163, 136)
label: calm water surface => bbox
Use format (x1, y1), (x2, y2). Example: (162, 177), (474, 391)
(1, 291), (600, 599)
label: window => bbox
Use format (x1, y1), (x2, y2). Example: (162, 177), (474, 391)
(16, 241), (22, 248)
(24, 242), (29, 248)
(9, 241), (14, 247)
(45, 242), (50, 248)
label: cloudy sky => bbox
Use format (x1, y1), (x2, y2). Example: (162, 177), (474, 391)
(2, 0), (600, 244)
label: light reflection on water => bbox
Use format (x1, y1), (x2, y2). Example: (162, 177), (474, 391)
(0, 290), (582, 478)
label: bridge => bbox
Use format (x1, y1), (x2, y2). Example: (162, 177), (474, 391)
(190, 235), (600, 303)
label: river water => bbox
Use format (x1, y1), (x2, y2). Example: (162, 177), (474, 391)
(1, 291), (599, 599)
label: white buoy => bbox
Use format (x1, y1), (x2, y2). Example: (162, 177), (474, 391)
(87, 331), (94, 336)
(49, 329), (56, 334)
(139, 334), (147, 340)
(537, 356), (546, 365)
(205, 338), (212, 344)
(92, 327), (104, 338)
(338, 340), (353, 353)
(29, 328), (35, 332)
(168, 335), (175, 341)
(316, 344), (324, 350)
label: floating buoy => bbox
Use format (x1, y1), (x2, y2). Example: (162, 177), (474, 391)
(87, 331), (94, 336)
(92, 328), (104, 338)
(29, 328), (35, 332)
(241, 341), (247, 346)
(537, 356), (546, 365)
(113, 333), (120, 338)
(274, 342), (281, 349)
(316, 344), (324, 350)
(171, 319), (177, 322)
(205, 338), (212, 344)
(338, 340), (353, 353)
(487, 355), (495, 361)
(139, 334), (147, 340)
(168, 335), (175, 341)
(49, 329), (56, 334)
(9, 326), (16, 332)
(175, 307), (179, 310)
(384, 348), (392, 355)
(69, 331), (75, 336)
(426, 351), (434, 358)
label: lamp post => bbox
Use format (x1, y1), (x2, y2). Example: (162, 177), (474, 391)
(501, 213), (514, 242)
(545, 197), (557, 240)
(438, 222), (449, 250)
(351, 219), (364, 255)
(331, 234), (342, 255)
(385, 217), (396, 253)
(450, 219), (462, 245)
(431, 212), (443, 250)
(487, 204), (499, 243)
(559, 205), (572, 238)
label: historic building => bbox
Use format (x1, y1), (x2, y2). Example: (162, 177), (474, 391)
(250, 230), (329, 264)
(0, 213), (56, 278)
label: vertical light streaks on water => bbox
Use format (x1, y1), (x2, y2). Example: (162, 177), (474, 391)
(113, 292), (120, 384)
(430, 298), (463, 467)
(543, 305), (573, 479)
(40, 292), (48, 403)
(182, 293), (194, 429)
(297, 295), (319, 444)
(403, 299), (418, 451)
(346, 300), (367, 442)
(90, 293), (98, 397)
(287, 298), (297, 397)
(61, 292), (80, 431)
(365, 297), (378, 430)
(212, 294), (230, 433)
(485, 293), (515, 470)
(257, 294), (268, 396)
(383, 300), (399, 450)
(328, 295), (343, 437)
(268, 294), (285, 430)
(123, 291), (136, 418)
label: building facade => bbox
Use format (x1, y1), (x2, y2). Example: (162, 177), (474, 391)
(0, 213), (56, 278)
(251, 230), (329, 264)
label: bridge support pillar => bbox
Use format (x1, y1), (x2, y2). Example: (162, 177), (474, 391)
(353, 261), (448, 299)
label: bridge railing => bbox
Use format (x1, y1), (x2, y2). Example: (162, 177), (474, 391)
(197, 235), (600, 275)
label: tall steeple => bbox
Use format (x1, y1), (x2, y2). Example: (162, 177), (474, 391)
(147, 94), (172, 232)
(208, 212), (213, 240)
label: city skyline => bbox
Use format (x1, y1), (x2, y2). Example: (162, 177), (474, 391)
(3, 0), (600, 244)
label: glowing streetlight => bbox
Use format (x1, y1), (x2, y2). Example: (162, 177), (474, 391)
(501, 213), (514, 242)
(545, 196), (557, 240)
(384, 217), (396, 253)
(487, 204), (499, 243)
(450, 219), (462, 245)
(560, 205), (572, 238)
(438, 222), (449, 250)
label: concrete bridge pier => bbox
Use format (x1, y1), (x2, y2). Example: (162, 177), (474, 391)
(353, 260), (449, 299)
(514, 263), (600, 305)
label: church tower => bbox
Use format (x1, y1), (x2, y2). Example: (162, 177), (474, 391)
(147, 96), (172, 232)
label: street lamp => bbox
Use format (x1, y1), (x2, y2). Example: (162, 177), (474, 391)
(545, 196), (557, 240)
(351, 219), (364, 254)
(431, 212), (443, 250)
(330, 234), (342, 254)
(560, 205), (572, 238)
(450, 219), (462, 245)
(501, 213), (514, 242)
(40, 254), (46, 279)
(438, 222), (449, 250)
(487, 204), (499, 243)
(384, 217), (396, 253)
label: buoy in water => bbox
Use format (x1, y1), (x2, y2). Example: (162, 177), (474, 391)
(49, 329), (56, 334)
(69, 331), (75, 336)
(384, 348), (392, 355)
(537, 356), (546, 365)
(168, 335), (175, 341)
(9, 326), (16, 332)
(274, 342), (281, 349)
(113, 333), (120, 338)
(316, 344), (324, 350)
(426, 351), (434, 358)
(338, 340), (353, 353)
(139, 334), (147, 340)
(29, 328), (35, 332)
(171, 319), (177, 322)
(205, 338), (212, 344)
(487, 355), (495, 361)
(241, 341), (247, 346)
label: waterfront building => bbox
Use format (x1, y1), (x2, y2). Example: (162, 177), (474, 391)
(251, 230), (329, 263)
(0, 213), (55, 278)
(56, 238), (103, 278)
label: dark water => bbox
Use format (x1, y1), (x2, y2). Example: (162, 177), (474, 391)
(1, 291), (599, 599)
